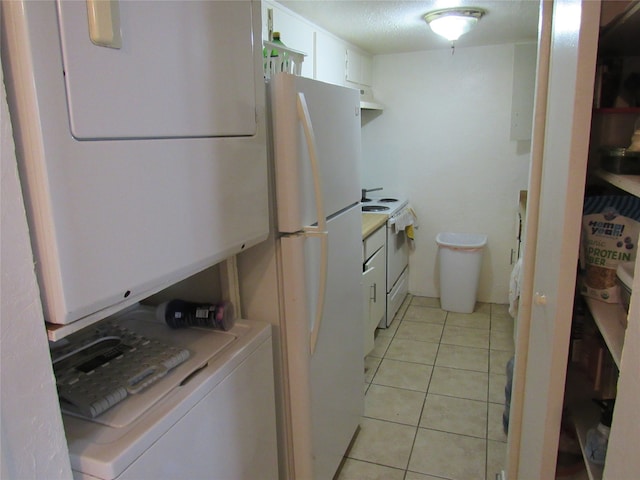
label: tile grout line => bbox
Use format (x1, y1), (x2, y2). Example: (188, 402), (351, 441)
(346, 298), (512, 479)
(363, 294), (413, 402)
(403, 305), (445, 475)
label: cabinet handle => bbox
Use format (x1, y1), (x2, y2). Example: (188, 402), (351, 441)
(370, 283), (377, 302)
(86, 0), (122, 49)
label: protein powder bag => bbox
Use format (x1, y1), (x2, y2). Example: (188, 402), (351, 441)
(580, 195), (640, 303)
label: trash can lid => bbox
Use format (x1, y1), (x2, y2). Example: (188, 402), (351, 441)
(436, 232), (487, 249)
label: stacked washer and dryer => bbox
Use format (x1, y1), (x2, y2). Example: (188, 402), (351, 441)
(362, 194), (412, 327)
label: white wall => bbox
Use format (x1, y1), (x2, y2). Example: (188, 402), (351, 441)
(362, 44), (532, 304)
(1, 67), (72, 478)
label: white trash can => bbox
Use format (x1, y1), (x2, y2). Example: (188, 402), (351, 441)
(436, 232), (488, 313)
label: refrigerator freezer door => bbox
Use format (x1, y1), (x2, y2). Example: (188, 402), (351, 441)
(270, 73), (362, 233)
(280, 205), (364, 479)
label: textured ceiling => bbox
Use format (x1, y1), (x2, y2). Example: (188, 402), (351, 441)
(278, 0), (541, 54)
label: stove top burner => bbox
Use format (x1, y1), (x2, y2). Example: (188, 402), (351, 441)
(362, 205), (390, 212)
(361, 194), (408, 216)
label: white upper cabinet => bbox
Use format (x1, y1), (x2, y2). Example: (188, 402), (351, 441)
(2, 0), (269, 331)
(346, 49), (373, 87)
(315, 31), (347, 86)
(263, 0), (374, 91)
(262, 2), (314, 79)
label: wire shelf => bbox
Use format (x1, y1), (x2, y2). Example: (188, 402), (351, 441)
(263, 41), (306, 78)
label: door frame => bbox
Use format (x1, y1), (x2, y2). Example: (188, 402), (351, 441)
(506, 0), (601, 478)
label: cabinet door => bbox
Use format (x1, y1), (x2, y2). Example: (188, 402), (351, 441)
(315, 31), (346, 86)
(363, 263), (375, 356)
(57, 1), (258, 139)
(345, 49), (372, 87)
(364, 246), (386, 354)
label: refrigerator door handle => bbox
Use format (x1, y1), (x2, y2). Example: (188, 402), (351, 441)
(307, 231), (328, 356)
(297, 92), (328, 356)
(297, 92), (326, 234)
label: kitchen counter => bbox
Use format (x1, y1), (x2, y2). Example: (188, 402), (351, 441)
(362, 213), (388, 239)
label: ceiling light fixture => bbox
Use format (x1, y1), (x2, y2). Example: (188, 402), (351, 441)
(424, 7), (486, 42)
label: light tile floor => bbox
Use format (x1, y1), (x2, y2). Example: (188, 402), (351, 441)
(336, 295), (515, 480)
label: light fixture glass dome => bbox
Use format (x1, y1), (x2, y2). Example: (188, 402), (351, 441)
(424, 7), (486, 42)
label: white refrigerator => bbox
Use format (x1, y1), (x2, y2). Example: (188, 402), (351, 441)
(238, 72), (364, 479)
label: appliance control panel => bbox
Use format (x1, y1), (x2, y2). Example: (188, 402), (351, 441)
(52, 321), (190, 419)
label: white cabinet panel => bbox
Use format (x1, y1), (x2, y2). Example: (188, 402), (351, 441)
(363, 225), (386, 260)
(360, 55), (373, 87)
(346, 49), (372, 87)
(363, 266), (373, 356)
(363, 226), (386, 356)
(315, 31), (346, 86)
(367, 247), (386, 336)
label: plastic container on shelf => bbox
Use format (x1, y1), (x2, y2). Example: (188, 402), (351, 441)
(599, 146), (640, 174)
(628, 115), (640, 151)
(436, 232), (488, 313)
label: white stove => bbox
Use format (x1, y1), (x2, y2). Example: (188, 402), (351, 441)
(361, 193), (410, 328)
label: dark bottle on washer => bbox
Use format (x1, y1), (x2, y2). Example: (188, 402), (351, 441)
(156, 299), (235, 331)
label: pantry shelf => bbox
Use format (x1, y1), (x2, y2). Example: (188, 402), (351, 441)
(593, 169), (640, 197)
(582, 296), (626, 368)
(593, 107), (640, 114)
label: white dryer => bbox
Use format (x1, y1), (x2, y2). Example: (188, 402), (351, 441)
(57, 306), (278, 480)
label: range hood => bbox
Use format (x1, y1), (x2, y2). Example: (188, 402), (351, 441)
(359, 88), (384, 111)
(360, 99), (384, 110)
